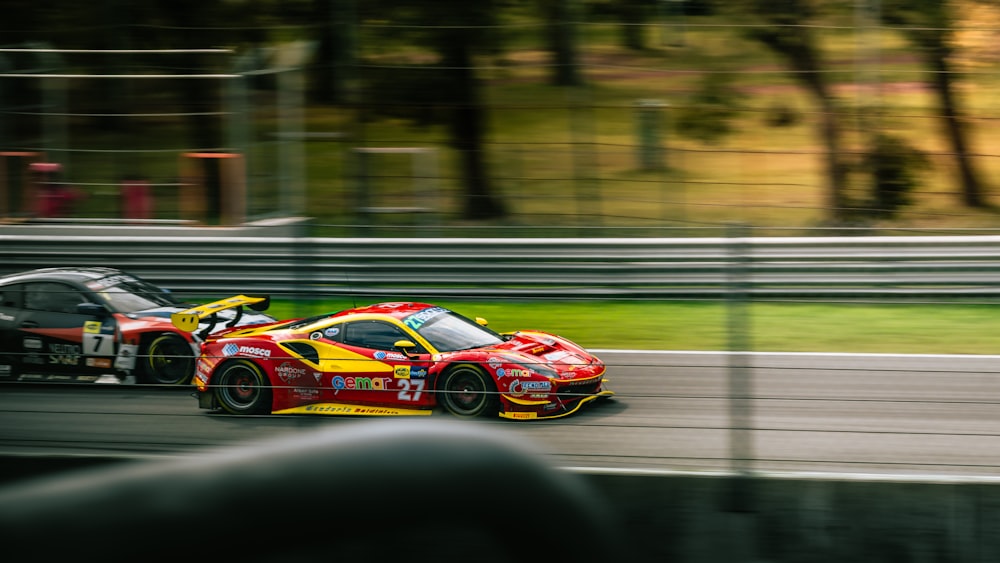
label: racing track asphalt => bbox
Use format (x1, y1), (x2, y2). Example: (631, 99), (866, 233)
(2, 350), (1000, 481)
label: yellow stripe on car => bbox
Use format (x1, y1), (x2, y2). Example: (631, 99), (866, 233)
(273, 403), (434, 416)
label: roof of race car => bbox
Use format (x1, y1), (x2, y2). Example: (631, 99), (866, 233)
(258, 302), (444, 334)
(0, 266), (129, 285)
(333, 302), (438, 320)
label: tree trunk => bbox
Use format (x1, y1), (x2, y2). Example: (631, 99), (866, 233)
(543, 0), (583, 86)
(444, 42), (506, 219)
(620, 1), (646, 51)
(751, 25), (851, 222)
(927, 51), (984, 207)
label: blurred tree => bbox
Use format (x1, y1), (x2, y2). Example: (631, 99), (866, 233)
(360, 0), (507, 219)
(292, 0), (355, 105)
(588, 0), (655, 50)
(860, 132), (929, 218)
(540, 0), (583, 86)
(730, 0), (852, 223)
(881, 0), (988, 208)
(673, 73), (742, 145)
(619, 0), (650, 50)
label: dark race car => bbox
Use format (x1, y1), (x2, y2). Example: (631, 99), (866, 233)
(174, 301), (614, 420)
(0, 267), (274, 385)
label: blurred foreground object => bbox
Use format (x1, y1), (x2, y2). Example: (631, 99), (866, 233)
(0, 419), (625, 563)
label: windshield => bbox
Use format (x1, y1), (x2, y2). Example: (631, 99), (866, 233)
(404, 307), (504, 352)
(86, 274), (180, 312)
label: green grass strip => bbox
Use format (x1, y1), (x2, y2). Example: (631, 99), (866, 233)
(259, 299), (1000, 355)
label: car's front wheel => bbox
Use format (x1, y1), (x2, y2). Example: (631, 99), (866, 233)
(214, 359), (272, 415)
(437, 364), (498, 418)
(141, 333), (195, 385)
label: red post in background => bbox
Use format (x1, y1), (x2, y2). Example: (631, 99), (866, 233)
(30, 162), (84, 219)
(121, 176), (153, 223)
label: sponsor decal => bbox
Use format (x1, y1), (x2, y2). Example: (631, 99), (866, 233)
(223, 343), (271, 358)
(85, 358), (112, 368)
(83, 321), (102, 334)
(303, 404), (354, 414)
(507, 412), (537, 420)
(324, 327), (340, 338)
(0, 313), (14, 322)
(240, 345), (271, 358)
(330, 375), (392, 391)
(402, 306), (447, 330)
(497, 368), (529, 379)
(293, 388), (320, 400)
(507, 379), (552, 396)
(275, 362), (306, 383)
(23, 338), (42, 351)
(488, 357), (502, 369)
(0, 365), (10, 375)
(394, 365), (410, 379)
(373, 350), (406, 361)
(48, 343), (81, 366)
(278, 403), (433, 416)
(86, 274), (139, 290)
(410, 367), (427, 378)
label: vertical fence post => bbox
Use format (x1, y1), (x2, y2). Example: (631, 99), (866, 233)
(726, 222), (754, 511)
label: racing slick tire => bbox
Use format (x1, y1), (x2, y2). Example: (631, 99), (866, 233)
(437, 364), (498, 418)
(141, 333), (195, 385)
(214, 359), (272, 415)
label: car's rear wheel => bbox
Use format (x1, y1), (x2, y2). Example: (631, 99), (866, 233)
(437, 364), (497, 418)
(142, 333), (194, 385)
(215, 359), (272, 415)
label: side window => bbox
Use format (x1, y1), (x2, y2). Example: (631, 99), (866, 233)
(0, 284), (24, 309)
(24, 282), (88, 314)
(342, 320), (416, 351)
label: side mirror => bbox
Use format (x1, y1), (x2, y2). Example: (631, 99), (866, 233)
(475, 317), (488, 326)
(394, 339), (418, 356)
(77, 303), (110, 318)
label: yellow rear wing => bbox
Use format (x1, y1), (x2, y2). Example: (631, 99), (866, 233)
(171, 294), (270, 337)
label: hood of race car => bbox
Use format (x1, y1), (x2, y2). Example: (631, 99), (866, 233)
(480, 330), (601, 378)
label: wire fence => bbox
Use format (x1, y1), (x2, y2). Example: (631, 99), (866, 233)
(2, 9), (1000, 235)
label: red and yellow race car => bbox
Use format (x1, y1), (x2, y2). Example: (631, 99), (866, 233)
(174, 301), (614, 420)
(0, 267), (274, 385)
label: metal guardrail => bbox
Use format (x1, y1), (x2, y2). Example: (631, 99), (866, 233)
(4, 233), (1000, 300)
